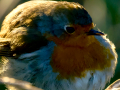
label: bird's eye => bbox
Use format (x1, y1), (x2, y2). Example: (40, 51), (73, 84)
(64, 25), (75, 34)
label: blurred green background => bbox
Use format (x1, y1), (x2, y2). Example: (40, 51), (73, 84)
(0, 0), (120, 90)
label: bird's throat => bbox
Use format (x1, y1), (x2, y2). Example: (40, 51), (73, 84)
(50, 36), (114, 79)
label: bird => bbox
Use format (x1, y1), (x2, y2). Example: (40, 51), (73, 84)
(0, 1), (117, 90)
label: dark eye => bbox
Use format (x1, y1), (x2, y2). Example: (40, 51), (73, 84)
(64, 25), (75, 34)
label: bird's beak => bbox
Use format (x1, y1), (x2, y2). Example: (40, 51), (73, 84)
(87, 29), (104, 35)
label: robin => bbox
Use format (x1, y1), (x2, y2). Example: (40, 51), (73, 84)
(0, 1), (117, 90)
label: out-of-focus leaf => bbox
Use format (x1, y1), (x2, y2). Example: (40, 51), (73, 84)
(0, 77), (43, 90)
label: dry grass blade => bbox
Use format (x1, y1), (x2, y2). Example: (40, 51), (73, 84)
(105, 79), (120, 90)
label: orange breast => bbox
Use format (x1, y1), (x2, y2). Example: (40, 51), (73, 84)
(50, 36), (114, 79)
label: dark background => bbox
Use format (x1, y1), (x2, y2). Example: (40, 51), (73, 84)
(0, 0), (120, 89)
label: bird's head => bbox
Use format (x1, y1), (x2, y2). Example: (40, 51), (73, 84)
(41, 1), (104, 48)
